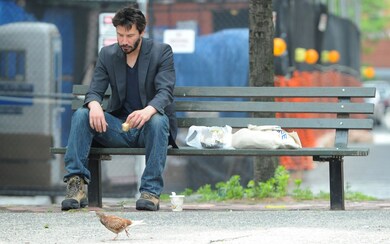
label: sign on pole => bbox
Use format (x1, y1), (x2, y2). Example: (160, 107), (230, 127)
(163, 29), (195, 54)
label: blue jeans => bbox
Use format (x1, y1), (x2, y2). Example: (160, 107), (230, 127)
(64, 107), (169, 197)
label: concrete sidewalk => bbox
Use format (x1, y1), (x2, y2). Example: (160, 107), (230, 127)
(1, 197), (390, 213)
(1, 199), (390, 243)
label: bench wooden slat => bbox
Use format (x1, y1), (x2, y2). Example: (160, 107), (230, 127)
(175, 101), (374, 113)
(177, 118), (373, 129)
(72, 99), (83, 110)
(72, 99), (109, 110)
(73, 86), (111, 96)
(50, 146), (369, 157)
(174, 86), (376, 98)
(72, 85), (90, 94)
(72, 85), (376, 98)
(72, 100), (374, 114)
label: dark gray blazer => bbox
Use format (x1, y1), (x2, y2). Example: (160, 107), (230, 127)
(85, 38), (178, 147)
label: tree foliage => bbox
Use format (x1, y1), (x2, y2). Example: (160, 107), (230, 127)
(360, 0), (390, 39)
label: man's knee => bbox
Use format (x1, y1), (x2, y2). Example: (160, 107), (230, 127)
(72, 108), (89, 124)
(148, 114), (169, 129)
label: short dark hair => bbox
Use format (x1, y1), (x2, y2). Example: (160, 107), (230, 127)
(112, 6), (146, 33)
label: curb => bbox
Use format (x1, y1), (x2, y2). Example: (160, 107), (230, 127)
(1, 200), (390, 213)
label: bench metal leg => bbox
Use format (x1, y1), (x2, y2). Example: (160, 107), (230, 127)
(88, 155), (102, 208)
(329, 157), (345, 210)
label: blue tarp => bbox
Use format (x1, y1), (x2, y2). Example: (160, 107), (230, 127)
(174, 28), (249, 87)
(42, 9), (75, 77)
(0, 0), (35, 25)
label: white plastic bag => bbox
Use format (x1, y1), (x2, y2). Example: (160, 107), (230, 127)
(232, 124), (302, 149)
(185, 125), (233, 149)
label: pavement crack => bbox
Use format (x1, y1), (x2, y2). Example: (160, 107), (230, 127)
(209, 234), (252, 243)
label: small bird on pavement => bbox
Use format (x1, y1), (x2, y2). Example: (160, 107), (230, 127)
(95, 212), (145, 240)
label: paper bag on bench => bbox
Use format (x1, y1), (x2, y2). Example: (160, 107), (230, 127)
(232, 125), (302, 149)
(185, 125), (233, 149)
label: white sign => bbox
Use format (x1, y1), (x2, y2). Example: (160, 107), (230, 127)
(98, 36), (117, 52)
(98, 13), (116, 52)
(163, 29), (195, 53)
(98, 13), (116, 36)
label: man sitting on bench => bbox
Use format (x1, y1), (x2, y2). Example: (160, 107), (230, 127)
(61, 5), (177, 211)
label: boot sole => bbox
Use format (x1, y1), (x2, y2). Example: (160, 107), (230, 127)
(80, 199), (89, 208)
(61, 199), (80, 211)
(136, 199), (160, 211)
(61, 198), (89, 211)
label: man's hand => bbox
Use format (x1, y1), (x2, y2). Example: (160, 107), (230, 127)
(124, 105), (157, 130)
(88, 101), (108, 133)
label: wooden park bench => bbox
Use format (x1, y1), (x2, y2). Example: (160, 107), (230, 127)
(50, 85), (375, 210)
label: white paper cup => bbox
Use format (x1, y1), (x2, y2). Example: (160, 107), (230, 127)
(169, 194), (185, 211)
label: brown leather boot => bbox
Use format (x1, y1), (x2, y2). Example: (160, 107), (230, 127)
(136, 192), (160, 211)
(61, 175), (88, 211)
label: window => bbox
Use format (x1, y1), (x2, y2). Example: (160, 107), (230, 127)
(0, 50), (26, 82)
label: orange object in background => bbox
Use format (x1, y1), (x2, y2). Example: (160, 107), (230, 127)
(362, 66), (375, 79)
(305, 49), (319, 64)
(328, 50), (340, 63)
(274, 70), (363, 171)
(274, 38), (287, 56)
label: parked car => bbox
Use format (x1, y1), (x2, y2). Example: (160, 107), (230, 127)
(363, 80), (390, 125)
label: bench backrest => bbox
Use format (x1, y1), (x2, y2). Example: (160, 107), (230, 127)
(71, 85), (375, 147)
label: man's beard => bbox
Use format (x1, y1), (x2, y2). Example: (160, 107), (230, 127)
(120, 37), (141, 54)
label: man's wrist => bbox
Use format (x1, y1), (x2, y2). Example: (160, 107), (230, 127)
(88, 101), (101, 110)
(145, 105), (157, 115)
